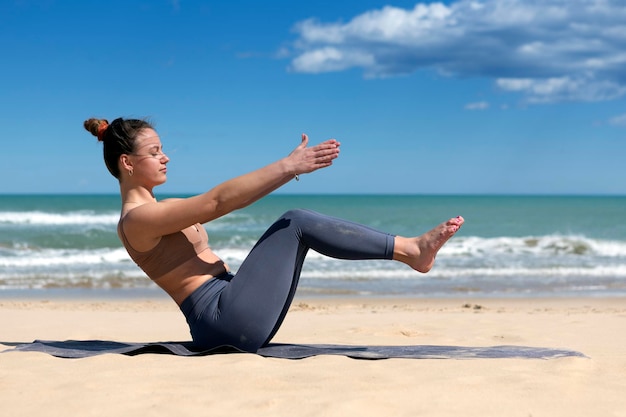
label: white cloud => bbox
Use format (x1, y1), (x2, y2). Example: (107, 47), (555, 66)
(465, 101), (490, 110)
(288, 0), (626, 103)
(496, 75), (626, 102)
(291, 47), (374, 73)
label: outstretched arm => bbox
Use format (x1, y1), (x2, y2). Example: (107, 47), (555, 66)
(192, 134), (340, 220)
(125, 134), (340, 237)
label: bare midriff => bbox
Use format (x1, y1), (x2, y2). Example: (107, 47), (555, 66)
(152, 248), (229, 305)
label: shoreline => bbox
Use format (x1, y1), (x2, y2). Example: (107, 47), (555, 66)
(1, 293), (624, 312)
(3, 286), (626, 301)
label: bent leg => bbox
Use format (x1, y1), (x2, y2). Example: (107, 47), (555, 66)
(199, 209), (395, 351)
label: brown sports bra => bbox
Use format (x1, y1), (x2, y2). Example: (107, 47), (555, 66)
(117, 217), (210, 280)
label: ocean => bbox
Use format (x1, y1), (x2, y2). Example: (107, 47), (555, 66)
(1, 194), (625, 298)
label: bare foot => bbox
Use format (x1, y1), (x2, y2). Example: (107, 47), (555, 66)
(394, 216), (464, 273)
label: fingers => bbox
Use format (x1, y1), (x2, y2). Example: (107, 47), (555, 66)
(290, 134), (340, 174)
(313, 141), (340, 166)
(313, 146), (340, 159)
(319, 138), (340, 147)
(314, 140), (340, 155)
(312, 140), (340, 153)
(311, 147), (340, 168)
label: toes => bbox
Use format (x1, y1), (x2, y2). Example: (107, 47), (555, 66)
(448, 216), (464, 228)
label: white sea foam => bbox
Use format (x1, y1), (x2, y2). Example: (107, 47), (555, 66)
(296, 262), (626, 279)
(0, 209), (262, 231)
(0, 211), (119, 226)
(0, 247), (131, 267)
(443, 234), (626, 258)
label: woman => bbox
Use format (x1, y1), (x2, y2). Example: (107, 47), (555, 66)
(84, 117), (464, 352)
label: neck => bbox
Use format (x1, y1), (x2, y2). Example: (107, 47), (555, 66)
(120, 183), (156, 205)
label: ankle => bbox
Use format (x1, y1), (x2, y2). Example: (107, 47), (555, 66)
(392, 236), (418, 266)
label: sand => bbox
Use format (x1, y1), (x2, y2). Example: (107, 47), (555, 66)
(1, 295), (625, 417)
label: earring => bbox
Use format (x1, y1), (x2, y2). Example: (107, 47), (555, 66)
(128, 169), (133, 177)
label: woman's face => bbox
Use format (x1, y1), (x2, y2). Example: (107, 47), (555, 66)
(127, 128), (170, 186)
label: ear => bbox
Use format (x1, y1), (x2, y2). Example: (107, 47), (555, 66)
(119, 154), (133, 172)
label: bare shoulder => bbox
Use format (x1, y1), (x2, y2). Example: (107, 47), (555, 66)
(121, 202), (160, 233)
(123, 200), (177, 227)
(122, 197), (208, 239)
(119, 203), (163, 250)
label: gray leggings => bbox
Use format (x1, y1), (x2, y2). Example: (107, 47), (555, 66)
(179, 209), (395, 352)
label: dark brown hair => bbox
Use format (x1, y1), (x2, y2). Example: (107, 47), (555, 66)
(84, 117), (154, 179)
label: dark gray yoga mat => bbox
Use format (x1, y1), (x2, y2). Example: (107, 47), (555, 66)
(3, 340), (586, 360)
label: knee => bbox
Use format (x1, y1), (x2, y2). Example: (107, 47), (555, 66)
(281, 209), (315, 222)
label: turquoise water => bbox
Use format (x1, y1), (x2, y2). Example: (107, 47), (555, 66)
(1, 194), (625, 298)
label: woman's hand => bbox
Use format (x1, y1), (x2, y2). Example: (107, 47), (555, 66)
(286, 134), (341, 176)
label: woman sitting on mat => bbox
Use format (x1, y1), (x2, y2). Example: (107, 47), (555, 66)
(84, 117), (464, 352)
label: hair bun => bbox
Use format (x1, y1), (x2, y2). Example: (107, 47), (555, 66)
(83, 118), (109, 141)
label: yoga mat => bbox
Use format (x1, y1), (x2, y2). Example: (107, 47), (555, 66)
(3, 340), (587, 360)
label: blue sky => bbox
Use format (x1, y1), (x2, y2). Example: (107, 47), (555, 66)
(1, 0), (625, 195)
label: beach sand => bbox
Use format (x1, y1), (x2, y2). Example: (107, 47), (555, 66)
(1, 296), (625, 417)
